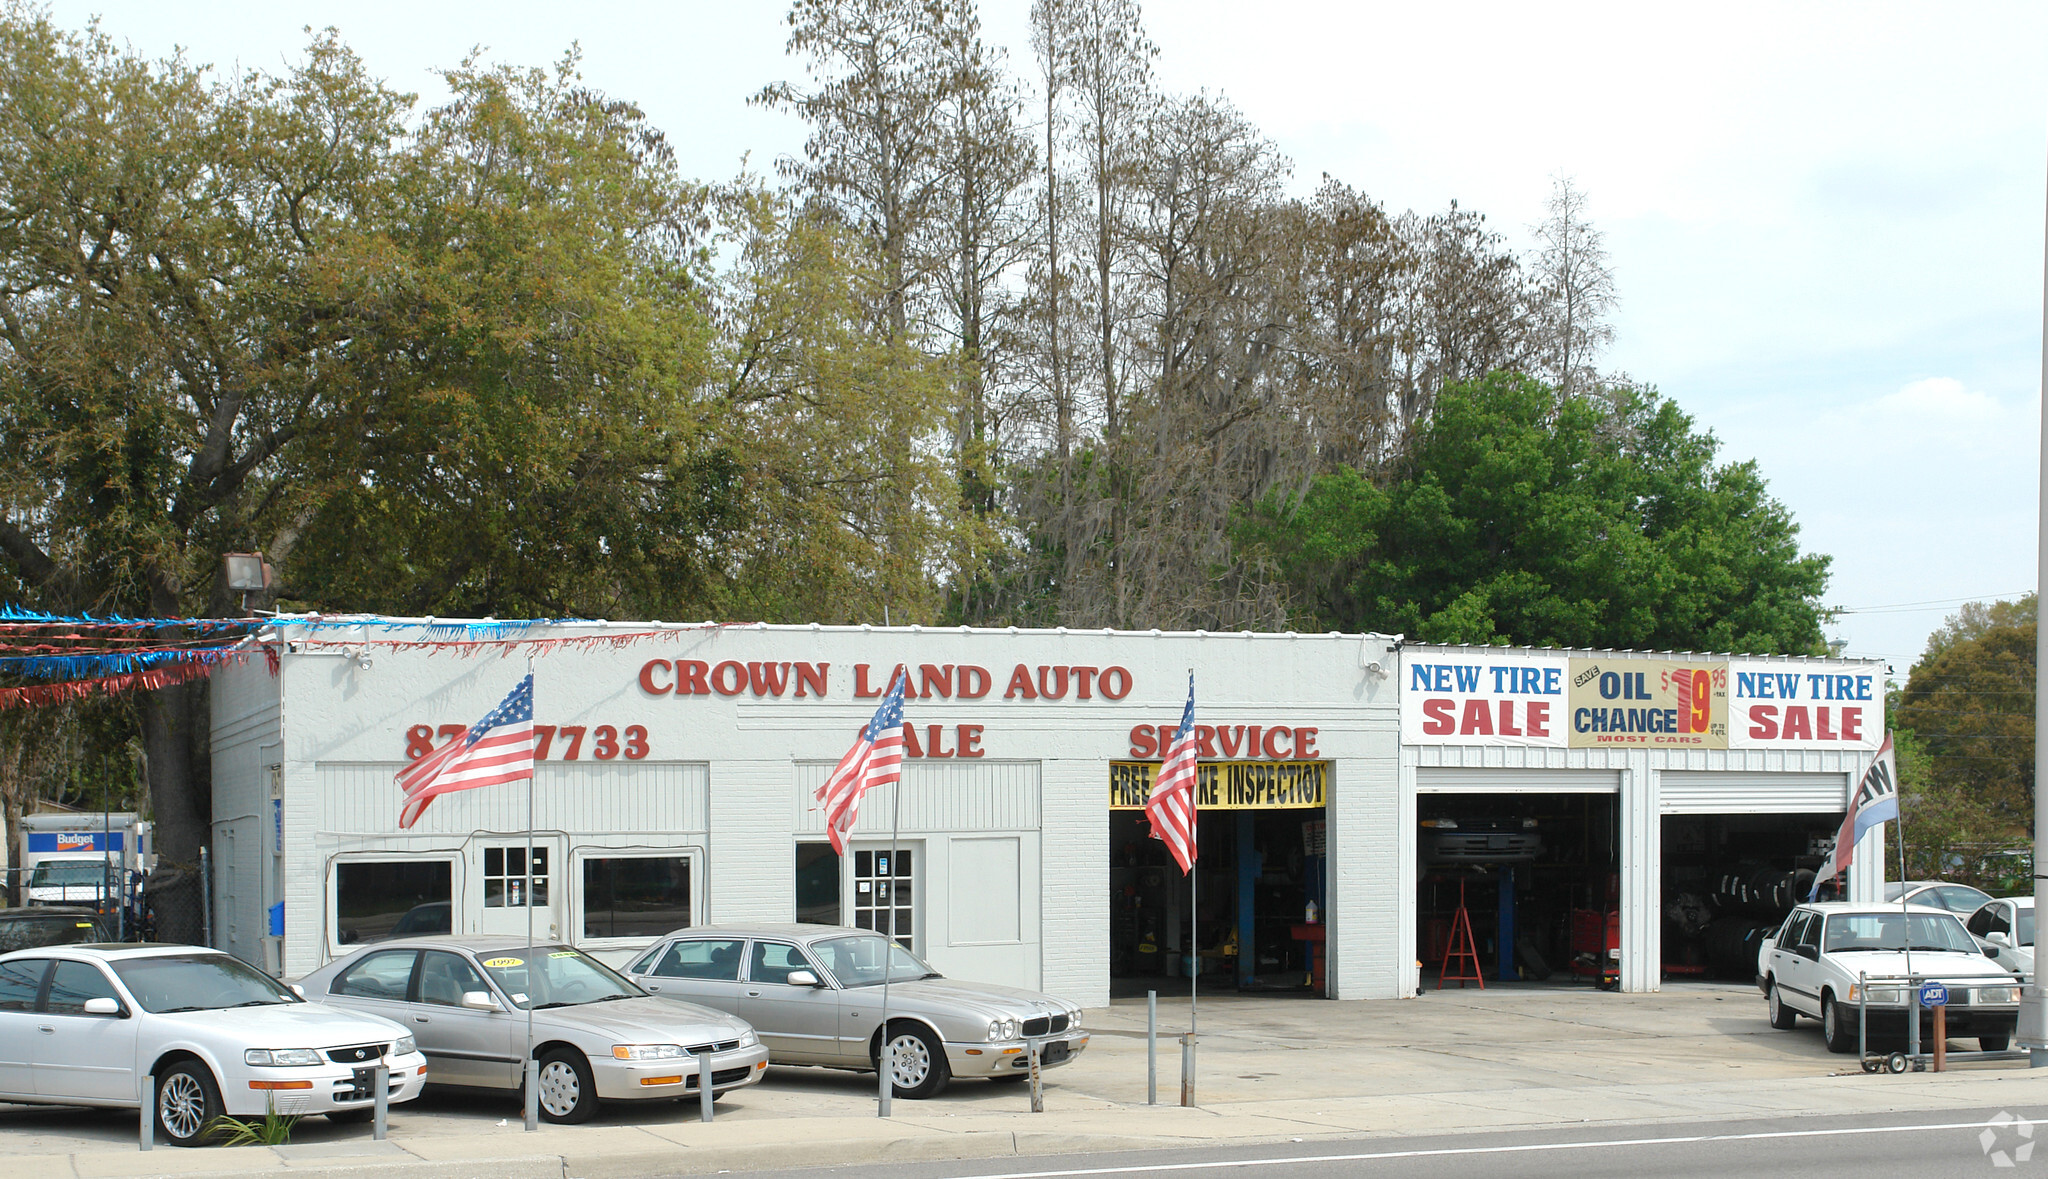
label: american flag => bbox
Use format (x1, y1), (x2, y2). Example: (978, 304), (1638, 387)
(815, 669), (907, 854)
(397, 674), (536, 829)
(1145, 674), (1199, 873)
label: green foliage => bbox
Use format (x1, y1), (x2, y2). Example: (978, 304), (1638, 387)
(208, 1101), (301, 1147)
(1894, 600), (2034, 836)
(1238, 372), (1832, 653)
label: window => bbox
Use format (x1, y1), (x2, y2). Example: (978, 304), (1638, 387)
(335, 859), (452, 946)
(485, 845), (549, 908)
(418, 951), (489, 1007)
(332, 949), (419, 1001)
(581, 855), (690, 938)
(0, 958), (46, 1011)
(1823, 912), (1978, 955)
(1786, 912), (1819, 955)
(851, 848), (913, 948)
(748, 941), (816, 986)
(45, 960), (118, 1015)
(795, 843), (841, 924)
(1969, 906), (2001, 938)
(651, 938), (744, 981)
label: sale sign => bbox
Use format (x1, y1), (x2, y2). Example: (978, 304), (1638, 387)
(1566, 658), (1729, 748)
(1726, 659), (1882, 750)
(1400, 653), (1569, 748)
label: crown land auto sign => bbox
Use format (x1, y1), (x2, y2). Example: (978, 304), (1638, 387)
(1402, 652), (1880, 750)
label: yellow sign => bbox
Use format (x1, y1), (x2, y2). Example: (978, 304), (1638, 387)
(482, 957), (524, 968)
(1110, 761), (1327, 810)
(1567, 658), (1729, 748)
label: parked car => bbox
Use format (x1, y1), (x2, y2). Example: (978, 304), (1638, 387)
(1967, 898), (2035, 976)
(623, 923), (1090, 1099)
(297, 937), (767, 1123)
(0, 943), (427, 1146)
(0, 906), (110, 953)
(1760, 901), (2021, 1053)
(1883, 881), (1995, 915)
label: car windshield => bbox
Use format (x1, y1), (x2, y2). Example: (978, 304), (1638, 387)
(2019, 911), (2037, 947)
(476, 946), (643, 1010)
(815, 934), (938, 987)
(30, 861), (108, 887)
(110, 953), (301, 1013)
(1823, 912), (1980, 955)
(0, 915), (104, 953)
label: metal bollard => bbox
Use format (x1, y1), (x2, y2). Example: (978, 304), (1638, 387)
(373, 1065), (389, 1140)
(699, 1068), (714, 1123)
(1179, 1032), (1196, 1108)
(523, 1058), (540, 1131)
(1146, 991), (1157, 1106)
(1909, 976), (1921, 1061)
(1028, 1040), (1043, 1113)
(139, 1074), (154, 1151)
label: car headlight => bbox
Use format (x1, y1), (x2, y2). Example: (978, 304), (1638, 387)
(738, 1029), (760, 1049)
(394, 1035), (417, 1057)
(1067, 1008), (1083, 1031)
(613, 1043), (689, 1060)
(1847, 984), (1903, 1004)
(987, 1017), (1019, 1041)
(244, 1048), (322, 1066)
(1979, 986), (2021, 1005)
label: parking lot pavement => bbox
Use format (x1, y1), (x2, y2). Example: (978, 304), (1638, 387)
(12, 981), (2048, 1177)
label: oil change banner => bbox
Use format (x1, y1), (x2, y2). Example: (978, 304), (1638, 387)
(1109, 761), (1328, 810)
(1566, 658), (1729, 748)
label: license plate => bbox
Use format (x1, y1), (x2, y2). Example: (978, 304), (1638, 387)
(346, 1067), (375, 1101)
(1487, 835), (1510, 849)
(1040, 1041), (1070, 1066)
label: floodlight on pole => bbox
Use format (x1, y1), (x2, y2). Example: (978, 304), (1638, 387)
(223, 552), (270, 591)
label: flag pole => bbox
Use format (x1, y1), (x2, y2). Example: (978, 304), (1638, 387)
(523, 657), (538, 1133)
(878, 675), (901, 1120)
(1185, 669), (1197, 1107)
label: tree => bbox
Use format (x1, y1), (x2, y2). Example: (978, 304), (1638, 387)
(1894, 597), (2034, 837)
(1238, 372), (1833, 653)
(1530, 175), (1616, 401)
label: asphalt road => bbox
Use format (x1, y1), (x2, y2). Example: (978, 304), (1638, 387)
(736, 1109), (2048, 1179)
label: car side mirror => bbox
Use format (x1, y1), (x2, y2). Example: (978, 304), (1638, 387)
(1987, 931), (2011, 946)
(785, 970), (820, 988)
(461, 990), (504, 1012)
(82, 996), (121, 1016)
(289, 983), (307, 998)
(1798, 945), (1819, 961)
(1987, 945), (2002, 958)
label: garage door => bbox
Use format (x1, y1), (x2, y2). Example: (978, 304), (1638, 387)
(1658, 771), (1845, 814)
(1416, 768), (1620, 794)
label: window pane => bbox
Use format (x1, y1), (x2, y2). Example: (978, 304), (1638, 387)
(653, 938), (744, 980)
(0, 958), (46, 1011)
(581, 856), (690, 938)
(795, 844), (840, 925)
(334, 950), (418, 1000)
(46, 961), (118, 1015)
(336, 860), (452, 946)
(419, 951), (489, 1007)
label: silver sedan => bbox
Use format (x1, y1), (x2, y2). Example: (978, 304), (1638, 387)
(624, 923), (1089, 1099)
(297, 937), (768, 1123)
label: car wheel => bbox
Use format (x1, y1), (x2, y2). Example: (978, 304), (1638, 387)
(533, 1049), (598, 1124)
(1768, 981), (1799, 1030)
(1981, 1033), (2011, 1052)
(156, 1059), (223, 1147)
(1820, 995), (1854, 1054)
(326, 1107), (375, 1124)
(877, 1023), (950, 1099)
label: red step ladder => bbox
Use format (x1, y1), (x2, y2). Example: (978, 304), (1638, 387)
(1438, 879), (1485, 989)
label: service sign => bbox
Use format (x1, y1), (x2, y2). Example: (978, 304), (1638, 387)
(1109, 761), (1329, 810)
(1726, 659), (1881, 750)
(1400, 653), (1569, 747)
(1567, 658), (1729, 748)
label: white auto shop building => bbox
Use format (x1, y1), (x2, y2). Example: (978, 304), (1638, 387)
(207, 619), (1885, 1004)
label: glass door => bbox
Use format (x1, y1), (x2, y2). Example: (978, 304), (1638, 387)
(850, 844), (918, 951)
(476, 838), (563, 941)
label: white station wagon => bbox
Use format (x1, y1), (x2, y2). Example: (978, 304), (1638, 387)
(0, 943), (427, 1146)
(1761, 902), (2021, 1053)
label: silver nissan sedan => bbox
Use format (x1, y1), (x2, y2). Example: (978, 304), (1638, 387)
(623, 923), (1089, 1098)
(297, 937), (768, 1122)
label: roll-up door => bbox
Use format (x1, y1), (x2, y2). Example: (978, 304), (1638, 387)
(1416, 768), (1619, 794)
(1658, 771), (1846, 814)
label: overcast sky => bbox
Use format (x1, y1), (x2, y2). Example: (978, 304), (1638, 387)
(46, 1), (2047, 675)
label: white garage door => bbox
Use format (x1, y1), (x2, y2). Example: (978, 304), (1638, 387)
(1658, 771), (1846, 814)
(1416, 768), (1619, 794)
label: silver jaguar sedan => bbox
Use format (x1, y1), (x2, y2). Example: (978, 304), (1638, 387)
(297, 937), (768, 1122)
(623, 924), (1089, 1098)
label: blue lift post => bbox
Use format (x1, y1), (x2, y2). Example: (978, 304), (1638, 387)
(1498, 867), (1520, 982)
(1237, 813), (1261, 986)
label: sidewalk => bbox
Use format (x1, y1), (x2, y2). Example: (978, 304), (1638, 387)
(11, 981), (2048, 1178)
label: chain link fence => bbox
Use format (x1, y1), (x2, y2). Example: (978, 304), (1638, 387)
(1, 859), (209, 945)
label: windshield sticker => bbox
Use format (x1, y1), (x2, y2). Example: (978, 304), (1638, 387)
(483, 957), (525, 968)
(549, 951), (580, 959)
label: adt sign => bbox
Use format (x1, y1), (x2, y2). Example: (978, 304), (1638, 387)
(1919, 983), (1949, 1008)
